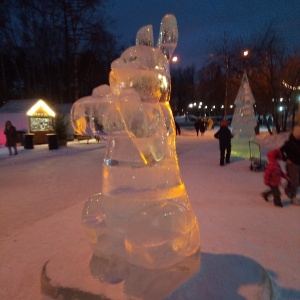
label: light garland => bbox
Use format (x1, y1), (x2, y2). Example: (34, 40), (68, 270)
(282, 80), (300, 90)
(26, 99), (56, 117)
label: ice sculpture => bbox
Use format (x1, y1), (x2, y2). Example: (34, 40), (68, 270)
(71, 14), (200, 271)
(231, 71), (257, 158)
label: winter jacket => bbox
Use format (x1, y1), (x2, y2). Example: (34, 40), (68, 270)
(4, 125), (18, 147)
(214, 126), (233, 149)
(264, 149), (285, 187)
(199, 119), (206, 133)
(280, 134), (300, 165)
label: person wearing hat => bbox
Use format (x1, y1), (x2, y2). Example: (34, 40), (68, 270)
(280, 126), (300, 205)
(261, 149), (289, 207)
(214, 120), (233, 166)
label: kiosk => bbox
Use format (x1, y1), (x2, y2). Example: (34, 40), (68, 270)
(26, 99), (56, 144)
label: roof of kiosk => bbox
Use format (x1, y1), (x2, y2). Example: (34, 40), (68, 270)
(0, 99), (55, 117)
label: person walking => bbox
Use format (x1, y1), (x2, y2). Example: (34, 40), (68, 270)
(261, 149), (289, 207)
(4, 120), (18, 156)
(214, 120), (233, 166)
(199, 117), (206, 136)
(194, 118), (200, 136)
(207, 117), (214, 130)
(175, 119), (181, 136)
(280, 126), (300, 205)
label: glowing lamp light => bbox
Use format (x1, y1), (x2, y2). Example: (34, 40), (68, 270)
(26, 99), (55, 117)
(172, 56), (178, 63)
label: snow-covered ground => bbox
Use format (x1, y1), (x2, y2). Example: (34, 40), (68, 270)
(0, 127), (299, 299)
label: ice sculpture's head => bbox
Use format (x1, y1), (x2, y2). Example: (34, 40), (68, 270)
(109, 45), (171, 103)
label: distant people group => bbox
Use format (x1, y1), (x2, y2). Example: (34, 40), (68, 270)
(210, 117), (300, 207)
(194, 117), (206, 136)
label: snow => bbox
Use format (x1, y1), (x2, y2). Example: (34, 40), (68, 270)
(0, 126), (299, 299)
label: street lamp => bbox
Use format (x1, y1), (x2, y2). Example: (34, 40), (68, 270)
(172, 56), (178, 63)
(243, 50), (249, 71)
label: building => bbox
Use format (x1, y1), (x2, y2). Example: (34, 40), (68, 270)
(0, 99), (74, 146)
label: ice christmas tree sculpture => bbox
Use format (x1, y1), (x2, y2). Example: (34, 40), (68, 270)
(231, 71), (257, 158)
(71, 15), (200, 270)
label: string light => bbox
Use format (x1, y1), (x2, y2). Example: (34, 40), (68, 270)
(26, 99), (56, 117)
(282, 80), (300, 90)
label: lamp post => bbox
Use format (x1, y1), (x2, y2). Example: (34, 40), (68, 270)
(224, 55), (229, 119)
(221, 50), (249, 119)
(297, 95), (300, 126)
(243, 50), (249, 72)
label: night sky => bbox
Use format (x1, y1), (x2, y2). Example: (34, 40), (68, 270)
(106, 0), (300, 69)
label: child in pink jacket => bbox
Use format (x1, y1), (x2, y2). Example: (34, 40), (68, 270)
(261, 149), (289, 207)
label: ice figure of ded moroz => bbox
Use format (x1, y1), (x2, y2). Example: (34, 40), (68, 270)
(71, 14), (200, 270)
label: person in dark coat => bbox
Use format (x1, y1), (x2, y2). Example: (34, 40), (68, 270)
(4, 120), (18, 156)
(280, 126), (300, 205)
(174, 119), (181, 136)
(199, 117), (206, 136)
(194, 118), (200, 136)
(214, 120), (233, 166)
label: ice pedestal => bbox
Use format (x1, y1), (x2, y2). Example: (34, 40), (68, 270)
(41, 242), (273, 300)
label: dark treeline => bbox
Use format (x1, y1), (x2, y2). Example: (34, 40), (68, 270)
(171, 25), (300, 133)
(0, 0), (122, 104)
(1, 2), (300, 132)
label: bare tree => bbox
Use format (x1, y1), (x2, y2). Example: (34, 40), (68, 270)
(247, 25), (286, 133)
(171, 66), (196, 115)
(1, 0), (120, 103)
(281, 55), (300, 130)
(201, 24), (295, 134)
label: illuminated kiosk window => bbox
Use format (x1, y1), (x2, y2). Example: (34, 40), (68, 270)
(26, 99), (56, 144)
(27, 99), (55, 131)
